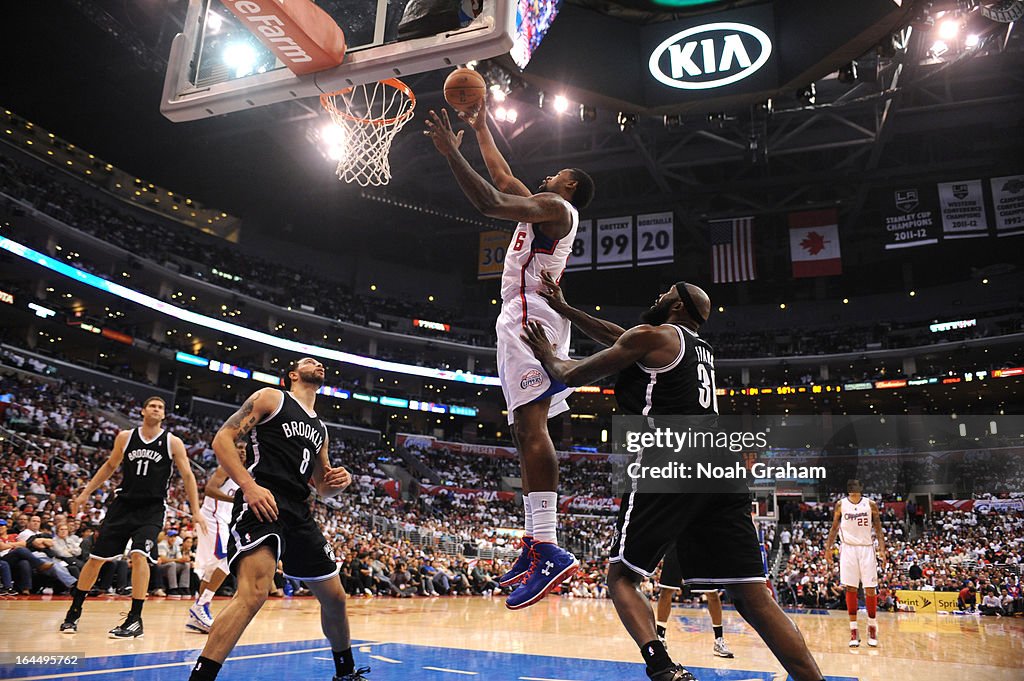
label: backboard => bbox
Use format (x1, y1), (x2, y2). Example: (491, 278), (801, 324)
(161, 0), (516, 122)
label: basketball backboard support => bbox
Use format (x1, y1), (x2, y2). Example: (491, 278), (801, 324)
(161, 0), (516, 122)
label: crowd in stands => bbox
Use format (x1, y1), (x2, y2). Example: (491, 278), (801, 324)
(777, 504), (1024, 616)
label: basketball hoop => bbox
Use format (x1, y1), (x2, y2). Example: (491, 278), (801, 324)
(320, 79), (416, 187)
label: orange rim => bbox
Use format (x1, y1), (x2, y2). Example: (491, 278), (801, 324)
(320, 78), (416, 126)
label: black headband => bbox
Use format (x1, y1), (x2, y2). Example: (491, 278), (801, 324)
(674, 281), (707, 325)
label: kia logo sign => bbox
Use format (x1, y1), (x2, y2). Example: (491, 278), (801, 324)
(649, 22), (772, 90)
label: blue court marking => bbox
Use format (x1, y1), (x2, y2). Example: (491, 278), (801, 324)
(676, 603), (832, 616)
(1, 639), (859, 681)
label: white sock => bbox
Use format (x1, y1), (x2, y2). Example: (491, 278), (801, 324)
(197, 589), (215, 606)
(529, 491), (558, 543)
(523, 496), (534, 537)
(850, 620), (859, 630)
(868, 617), (877, 629)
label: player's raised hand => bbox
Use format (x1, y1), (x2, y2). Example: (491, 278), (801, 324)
(424, 109), (464, 156)
(521, 320), (556, 361)
(458, 102), (488, 132)
(538, 271), (569, 312)
(243, 482), (279, 522)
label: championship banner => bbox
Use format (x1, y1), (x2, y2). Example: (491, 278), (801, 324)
(636, 212), (674, 266)
(938, 179), (988, 239)
(595, 216), (634, 269)
(990, 175), (1024, 237)
(478, 230), (509, 279)
(566, 219), (594, 271)
(788, 209), (842, 278)
(882, 186), (939, 249)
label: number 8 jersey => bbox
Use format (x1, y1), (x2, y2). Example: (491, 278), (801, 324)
(246, 390), (327, 502)
(614, 323), (719, 416)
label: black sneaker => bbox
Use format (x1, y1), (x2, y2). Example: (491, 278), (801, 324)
(109, 617), (144, 639)
(649, 665), (697, 681)
(333, 666), (371, 680)
(60, 620), (78, 634)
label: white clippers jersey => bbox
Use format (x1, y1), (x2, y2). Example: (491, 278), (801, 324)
(839, 497), (874, 547)
(201, 476), (240, 526)
(499, 200), (579, 305)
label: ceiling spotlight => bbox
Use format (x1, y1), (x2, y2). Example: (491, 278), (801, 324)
(489, 85), (507, 103)
(796, 83), (816, 105)
(206, 11), (224, 33)
(321, 123), (344, 146)
(222, 41), (258, 78)
(837, 62), (858, 84)
(579, 104), (597, 123)
(553, 95), (570, 114)
(938, 18), (960, 41)
(930, 40), (949, 58)
(505, 108), (518, 124)
(617, 112), (637, 132)
(494, 106), (508, 122)
(965, 33), (980, 48)
(663, 113), (683, 129)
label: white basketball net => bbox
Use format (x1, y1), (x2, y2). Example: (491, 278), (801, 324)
(320, 79), (416, 187)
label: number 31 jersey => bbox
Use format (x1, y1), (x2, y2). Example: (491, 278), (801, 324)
(246, 390), (327, 502)
(118, 427), (174, 501)
(614, 324), (719, 416)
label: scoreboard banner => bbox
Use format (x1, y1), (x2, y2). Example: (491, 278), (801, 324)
(991, 175), (1024, 237)
(595, 216), (635, 269)
(636, 212), (674, 266)
(938, 179), (988, 240)
(566, 219), (593, 271)
(882, 186), (939, 249)
(478, 230), (509, 280)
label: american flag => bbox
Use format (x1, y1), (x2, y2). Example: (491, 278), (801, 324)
(709, 217), (757, 283)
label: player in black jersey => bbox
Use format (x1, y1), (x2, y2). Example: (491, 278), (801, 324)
(60, 396), (206, 638)
(523, 275), (825, 681)
(189, 357), (368, 681)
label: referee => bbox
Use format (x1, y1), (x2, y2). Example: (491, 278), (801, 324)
(522, 273), (825, 681)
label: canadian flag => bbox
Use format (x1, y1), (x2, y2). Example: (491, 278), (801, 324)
(788, 209), (842, 278)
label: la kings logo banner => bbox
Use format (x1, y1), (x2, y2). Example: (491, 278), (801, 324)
(882, 186), (939, 250)
(938, 179), (988, 239)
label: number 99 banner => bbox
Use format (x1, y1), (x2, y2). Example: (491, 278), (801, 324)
(596, 217), (635, 269)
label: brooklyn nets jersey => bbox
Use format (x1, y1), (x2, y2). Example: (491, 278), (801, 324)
(614, 324), (719, 416)
(117, 427), (174, 501)
(246, 390), (327, 501)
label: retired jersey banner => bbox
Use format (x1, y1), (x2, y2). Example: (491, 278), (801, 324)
(788, 209), (842, 278)
(566, 219), (594, 271)
(636, 212), (674, 266)
(991, 175), (1024, 237)
(882, 186), (939, 249)
(938, 179), (988, 239)
(595, 216), (634, 269)
(478, 230), (509, 280)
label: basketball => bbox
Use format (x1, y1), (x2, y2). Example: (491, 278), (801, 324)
(443, 67), (486, 113)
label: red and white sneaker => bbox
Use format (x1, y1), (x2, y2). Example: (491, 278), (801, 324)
(867, 623), (878, 647)
(849, 628), (860, 648)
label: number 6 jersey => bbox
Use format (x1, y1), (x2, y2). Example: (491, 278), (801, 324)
(117, 427), (174, 501)
(246, 389), (327, 502)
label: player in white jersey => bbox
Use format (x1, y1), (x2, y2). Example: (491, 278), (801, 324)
(825, 480), (887, 648)
(187, 443), (244, 633)
(426, 104), (594, 610)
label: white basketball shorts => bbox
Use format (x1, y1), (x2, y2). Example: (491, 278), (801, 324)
(496, 293), (573, 425)
(840, 544), (878, 589)
(195, 506), (230, 581)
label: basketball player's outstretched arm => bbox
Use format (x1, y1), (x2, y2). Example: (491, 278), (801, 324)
(824, 503), (842, 566)
(460, 104), (532, 197)
(538, 271), (625, 347)
(425, 110), (571, 234)
(170, 434), (208, 536)
(309, 434), (352, 499)
(870, 500), (887, 561)
(214, 388), (280, 521)
(521, 321), (662, 386)
(203, 467), (236, 503)
(71, 429), (130, 515)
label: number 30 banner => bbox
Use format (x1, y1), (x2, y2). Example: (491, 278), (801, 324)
(636, 212), (674, 266)
(596, 216), (634, 270)
(477, 230), (509, 280)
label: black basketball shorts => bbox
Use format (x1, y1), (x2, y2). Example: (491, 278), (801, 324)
(91, 496), (166, 564)
(227, 492), (339, 582)
(611, 492), (766, 590)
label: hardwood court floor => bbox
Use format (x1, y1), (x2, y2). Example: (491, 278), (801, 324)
(0, 594), (1021, 680)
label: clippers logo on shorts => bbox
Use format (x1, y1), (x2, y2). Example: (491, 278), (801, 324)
(649, 22), (772, 90)
(520, 369), (545, 390)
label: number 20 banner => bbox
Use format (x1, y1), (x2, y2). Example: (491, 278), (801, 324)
(636, 212), (674, 266)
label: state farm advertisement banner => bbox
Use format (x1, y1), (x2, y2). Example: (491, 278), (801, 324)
(397, 434), (611, 463)
(931, 498), (1024, 513)
(559, 496), (621, 513)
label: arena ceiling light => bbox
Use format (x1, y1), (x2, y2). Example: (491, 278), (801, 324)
(0, 236), (502, 387)
(552, 95), (570, 114)
(222, 41), (259, 78)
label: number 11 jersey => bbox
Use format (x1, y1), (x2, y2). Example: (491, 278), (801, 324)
(246, 390), (327, 502)
(118, 427), (173, 501)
